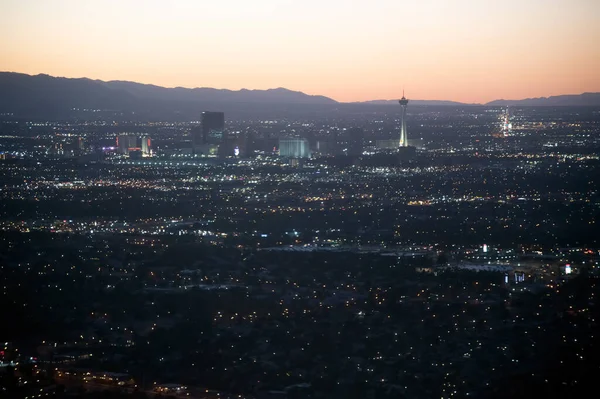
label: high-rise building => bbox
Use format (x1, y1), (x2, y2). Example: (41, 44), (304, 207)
(117, 135), (137, 155)
(191, 125), (202, 149)
(68, 137), (85, 156)
(331, 128), (341, 155)
(245, 131), (258, 157)
(193, 112), (225, 155)
(141, 136), (152, 155)
(347, 127), (364, 156)
(279, 138), (311, 158)
(502, 107), (511, 137)
(398, 91), (409, 147)
(201, 112), (225, 145)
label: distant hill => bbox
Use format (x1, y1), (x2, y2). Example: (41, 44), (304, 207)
(361, 93), (600, 106)
(0, 72), (337, 118)
(101, 79), (337, 105)
(358, 99), (472, 106)
(1, 72), (599, 120)
(486, 93), (600, 106)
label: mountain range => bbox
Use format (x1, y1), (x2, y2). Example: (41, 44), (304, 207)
(0, 72), (335, 108)
(486, 93), (600, 106)
(1, 72), (599, 119)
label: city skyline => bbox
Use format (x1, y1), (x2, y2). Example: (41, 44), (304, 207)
(2, 1), (600, 397)
(2, 0), (599, 103)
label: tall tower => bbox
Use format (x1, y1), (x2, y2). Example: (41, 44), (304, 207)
(502, 106), (511, 137)
(398, 91), (409, 147)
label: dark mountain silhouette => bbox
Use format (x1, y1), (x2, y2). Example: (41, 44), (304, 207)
(101, 79), (337, 104)
(0, 73), (138, 114)
(0, 72), (337, 118)
(486, 93), (600, 106)
(360, 93), (600, 106)
(1, 72), (599, 120)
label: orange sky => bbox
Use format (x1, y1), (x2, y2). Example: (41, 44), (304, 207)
(1, 0), (599, 103)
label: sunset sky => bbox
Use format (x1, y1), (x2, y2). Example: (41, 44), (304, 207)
(1, 0), (599, 103)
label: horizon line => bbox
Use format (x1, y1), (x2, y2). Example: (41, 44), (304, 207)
(2, 70), (599, 105)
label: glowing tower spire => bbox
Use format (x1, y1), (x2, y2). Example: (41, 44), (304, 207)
(398, 90), (409, 147)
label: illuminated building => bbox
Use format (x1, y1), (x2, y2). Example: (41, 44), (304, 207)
(117, 135), (137, 155)
(564, 264), (572, 274)
(398, 91), (409, 147)
(503, 106), (512, 137)
(279, 138), (311, 158)
(141, 136), (152, 155)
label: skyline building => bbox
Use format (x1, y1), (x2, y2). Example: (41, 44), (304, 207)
(200, 112), (225, 145)
(347, 127), (364, 156)
(141, 136), (152, 155)
(117, 135), (137, 155)
(279, 138), (311, 158)
(193, 111), (225, 155)
(503, 107), (512, 137)
(191, 125), (202, 149)
(399, 91), (409, 147)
